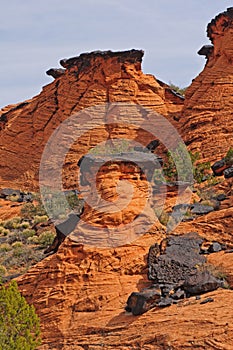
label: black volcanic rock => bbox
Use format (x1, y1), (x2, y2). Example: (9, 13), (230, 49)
(46, 68), (65, 79)
(126, 233), (223, 315)
(60, 49), (144, 69)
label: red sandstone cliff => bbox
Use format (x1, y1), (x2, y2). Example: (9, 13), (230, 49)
(1, 8), (233, 350)
(181, 7), (233, 162)
(0, 50), (183, 190)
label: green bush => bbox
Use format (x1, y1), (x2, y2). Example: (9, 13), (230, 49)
(21, 200), (46, 220)
(3, 217), (21, 230)
(225, 147), (233, 166)
(0, 265), (6, 277)
(0, 227), (10, 236)
(0, 243), (12, 252)
(169, 81), (187, 96)
(19, 222), (30, 229)
(35, 231), (55, 249)
(22, 229), (36, 239)
(162, 145), (211, 183)
(0, 281), (41, 350)
(12, 242), (23, 249)
(33, 215), (48, 224)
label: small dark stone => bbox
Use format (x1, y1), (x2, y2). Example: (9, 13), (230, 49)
(171, 288), (185, 300)
(211, 158), (227, 176)
(148, 233), (205, 285)
(215, 193), (227, 202)
(46, 68), (65, 79)
(160, 284), (175, 297)
(208, 242), (222, 253)
(223, 166), (233, 179)
(158, 297), (173, 307)
(200, 249), (209, 255)
(190, 204), (214, 215)
(200, 297), (214, 305)
(0, 237), (7, 243)
(197, 45), (214, 57)
(196, 295), (201, 300)
(146, 139), (160, 152)
(126, 288), (161, 315)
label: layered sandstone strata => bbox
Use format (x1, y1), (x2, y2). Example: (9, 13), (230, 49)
(0, 50), (183, 190)
(182, 7), (233, 161)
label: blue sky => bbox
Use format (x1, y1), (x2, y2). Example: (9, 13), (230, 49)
(1, 0), (233, 108)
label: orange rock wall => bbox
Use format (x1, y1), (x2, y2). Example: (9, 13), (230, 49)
(0, 50), (183, 190)
(181, 8), (233, 162)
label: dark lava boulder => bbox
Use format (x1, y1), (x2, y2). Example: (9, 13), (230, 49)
(183, 271), (222, 295)
(126, 233), (224, 315)
(148, 233), (205, 286)
(126, 287), (161, 316)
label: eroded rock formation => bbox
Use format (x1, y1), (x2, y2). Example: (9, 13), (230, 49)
(182, 7), (233, 162)
(0, 49), (183, 190)
(1, 7), (233, 350)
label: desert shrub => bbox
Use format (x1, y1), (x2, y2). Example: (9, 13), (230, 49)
(3, 217), (21, 230)
(21, 229), (36, 239)
(12, 247), (24, 258)
(0, 227), (10, 236)
(0, 281), (41, 349)
(169, 81), (187, 96)
(225, 147), (233, 166)
(163, 146), (211, 183)
(0, 243), (12, 252)
(193, 162), (211, 184)
(33, 215), (48, 224)
(0, 265), (6, 277)
(35, 231), (55, 248)
(154, 209), (169, 226)
(66, 193), (81, 210)
(6, 232), (23, 245)
(19, 221), (30, 229)
(21, 199), (46, 220)
(3, 246), (40, 269)
(12, 242), (23, 249)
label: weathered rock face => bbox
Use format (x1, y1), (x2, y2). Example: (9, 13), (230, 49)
(2, 8), (233, 350)
(0, 49), (183, 190)
(16, 215), (233, 349)
(182, 7), (233, 162)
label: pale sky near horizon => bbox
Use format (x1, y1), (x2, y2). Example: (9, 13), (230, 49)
(1, 0), (233, 108)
